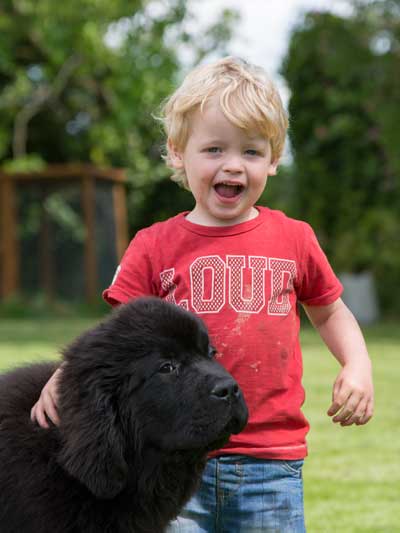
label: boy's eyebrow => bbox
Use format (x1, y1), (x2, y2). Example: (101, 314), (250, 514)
(243, 133), (268, 142)
(200, 136), (267, 145)
(244, 137), (268, 144)
(200, 139), (225, 148)
(199, 138), (225, 146)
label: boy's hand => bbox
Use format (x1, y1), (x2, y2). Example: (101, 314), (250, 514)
(30, 367), (62, 428)
(304, 299), (374, 428)
(327, 363), (374, 426)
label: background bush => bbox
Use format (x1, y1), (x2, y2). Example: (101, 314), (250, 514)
(281, 1), (400, 314)
(1, 0), (398, 315)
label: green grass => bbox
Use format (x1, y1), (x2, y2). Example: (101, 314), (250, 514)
(0, 317), (399, 532)
(301, 322), (400, 532)
(0, 317), (99, 369)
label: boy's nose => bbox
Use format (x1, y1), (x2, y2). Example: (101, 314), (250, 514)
(222, 154), (244, 174)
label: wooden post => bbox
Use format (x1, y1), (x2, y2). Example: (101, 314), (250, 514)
(112, 182), (129, 261)
(0, 177), (19, 298)
(39, 191), (54, 303)
(81, 175), (98, 304)
(0, 165), (126, 303)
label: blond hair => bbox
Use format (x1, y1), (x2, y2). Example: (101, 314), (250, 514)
(160, 56), (288, 189)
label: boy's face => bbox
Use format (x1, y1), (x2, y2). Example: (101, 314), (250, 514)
(169, 97), (278, 226)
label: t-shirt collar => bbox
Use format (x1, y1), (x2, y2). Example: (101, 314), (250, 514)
(178, 207), (268, 237)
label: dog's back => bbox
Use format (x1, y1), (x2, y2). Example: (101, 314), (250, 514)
(0, 362), (69, 533)
(0, 362), (57, 418)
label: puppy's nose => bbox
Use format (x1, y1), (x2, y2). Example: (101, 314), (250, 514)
(211, 378), (240, 400)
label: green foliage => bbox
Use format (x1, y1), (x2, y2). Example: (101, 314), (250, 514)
(0, 0), (238, 231)
(258, 163), (296, 215)
(2, 153), (46, 172)
(281, 2), (400, 313)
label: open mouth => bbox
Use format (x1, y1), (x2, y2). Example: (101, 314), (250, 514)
(214, 183), (244, 199)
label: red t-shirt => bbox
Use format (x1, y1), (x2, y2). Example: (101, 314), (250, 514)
(103, 207), (343, 460)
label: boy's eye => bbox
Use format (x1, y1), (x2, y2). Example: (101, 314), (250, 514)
(245, 149), (259, 156)
(206, 147), (221, 153)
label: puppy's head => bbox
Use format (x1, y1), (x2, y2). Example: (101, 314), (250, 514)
(57, 297), (248, 498)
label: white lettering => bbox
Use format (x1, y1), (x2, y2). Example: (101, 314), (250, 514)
(227, 256), (267, 313)
(190, 256), (225, 313)
(162, 255), (297, 316)
(267, 258), (297, 315)
(159, 268), (189, 309)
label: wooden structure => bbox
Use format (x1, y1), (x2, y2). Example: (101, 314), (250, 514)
(0, 164), (128, 304)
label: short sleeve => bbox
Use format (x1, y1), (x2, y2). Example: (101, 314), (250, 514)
(102, 230), (155, 306)
(296, 223), (343, 306)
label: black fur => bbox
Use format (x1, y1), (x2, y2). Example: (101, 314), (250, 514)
(0, 297), (248, 533)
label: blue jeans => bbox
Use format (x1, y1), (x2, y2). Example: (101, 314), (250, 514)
(167, 455), (306, 533)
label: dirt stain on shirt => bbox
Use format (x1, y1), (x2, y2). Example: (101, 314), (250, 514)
(231, 312), (251, 336)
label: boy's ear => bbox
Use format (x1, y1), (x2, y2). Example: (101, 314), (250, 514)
(268, 159), (279, 176)
(168, 140), (184, 169)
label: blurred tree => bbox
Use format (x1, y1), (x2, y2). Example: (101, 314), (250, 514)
(281, 1), (400, 313)
(0, 0), (238, 230)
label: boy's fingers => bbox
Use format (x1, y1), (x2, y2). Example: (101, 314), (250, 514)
(340, 399), (368, 426)
(40, 391), (60, 426)
(357, 400), (374, 425)
(30, 404), (37, 422)
(30, 368), (62, 428)
(331, 392), (362, 423)
(333, 407), (354, 424)
(35, 406), (50, 429)
(338, 392), (371, 425)
(328, 371), (374, 426)
(327, 376), (349, 416)
(46, 400), (60, 426)
(327, 401), (341, 416)
(327, 389), (351, 417)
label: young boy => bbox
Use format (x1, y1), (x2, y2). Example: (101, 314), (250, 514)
(32, 57), (374, 532)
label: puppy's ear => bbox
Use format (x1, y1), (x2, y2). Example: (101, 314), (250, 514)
(57, 394), (128, 499)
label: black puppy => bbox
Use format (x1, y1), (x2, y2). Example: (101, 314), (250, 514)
(0, 297), (248, 533)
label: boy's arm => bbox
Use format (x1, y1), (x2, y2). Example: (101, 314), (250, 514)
(303, 297), (374, 427)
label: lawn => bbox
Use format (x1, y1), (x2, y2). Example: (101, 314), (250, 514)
(301, 322), (400, 532)
(0, 317), (399, 532)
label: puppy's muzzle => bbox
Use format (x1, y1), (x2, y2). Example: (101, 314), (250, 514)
(210, 376), (248, 434)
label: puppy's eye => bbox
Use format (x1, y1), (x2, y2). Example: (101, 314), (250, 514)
(158, 362), (176, 374)
(208, 346), (217, 359)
